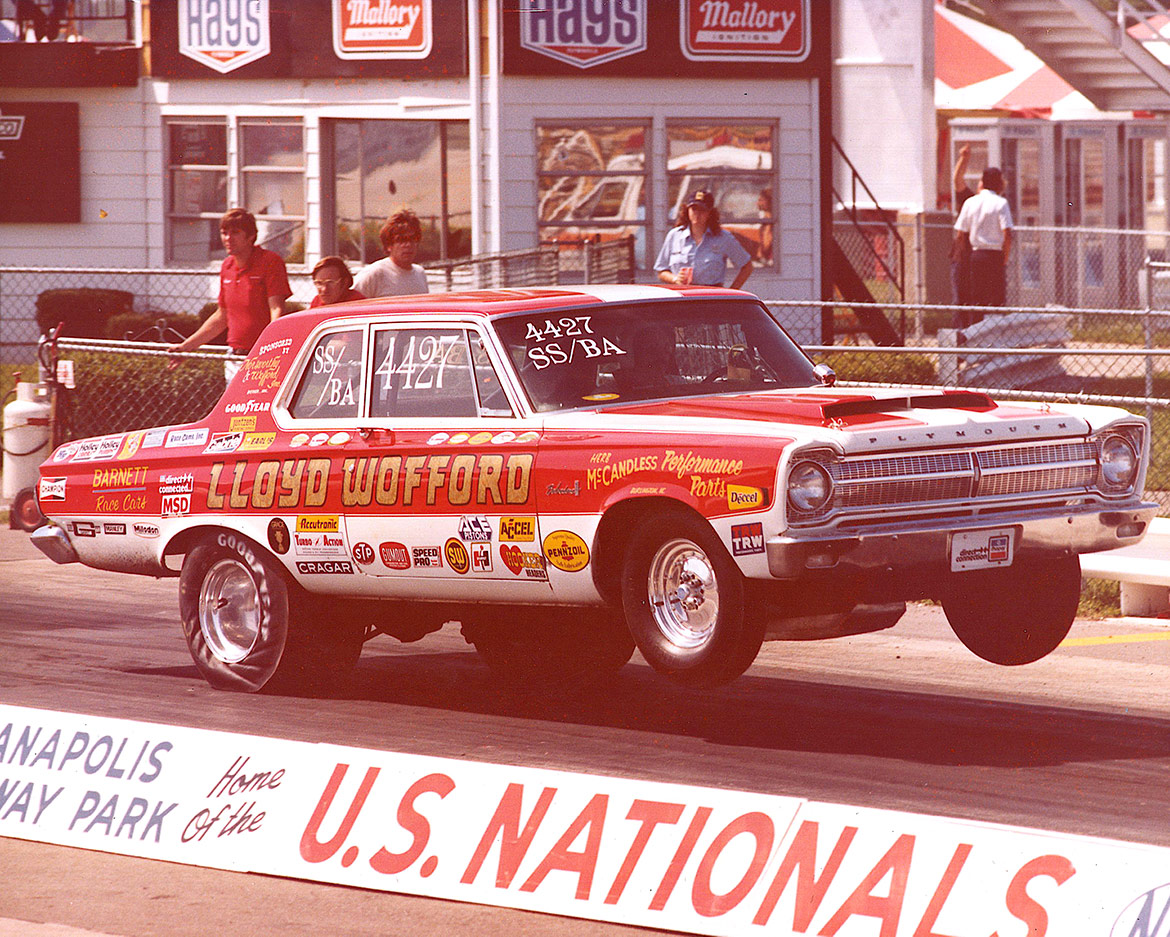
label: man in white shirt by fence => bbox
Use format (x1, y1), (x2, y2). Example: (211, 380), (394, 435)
(953, 166), (1013, 323)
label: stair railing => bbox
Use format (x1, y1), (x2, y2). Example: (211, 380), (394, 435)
(830, 136), (905, 301)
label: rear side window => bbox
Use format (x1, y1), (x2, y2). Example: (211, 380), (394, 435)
(370, 328), (478, 419)
(288, 328), (366, 420)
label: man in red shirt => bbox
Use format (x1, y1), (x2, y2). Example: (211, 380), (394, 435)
(169, 208), (292, 379)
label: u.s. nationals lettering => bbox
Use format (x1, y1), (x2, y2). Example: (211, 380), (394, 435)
(296, 766), (1074, 934)
(205, 454), (533, 511)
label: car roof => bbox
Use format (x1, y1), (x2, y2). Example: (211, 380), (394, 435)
(301, 283), (747, 325)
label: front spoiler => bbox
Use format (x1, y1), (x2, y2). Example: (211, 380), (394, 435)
(766, 501), (1158, 579)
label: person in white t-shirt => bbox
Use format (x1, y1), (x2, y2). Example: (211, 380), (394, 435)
(953, 166), (1013, 321)
(353, 209), (430, 298)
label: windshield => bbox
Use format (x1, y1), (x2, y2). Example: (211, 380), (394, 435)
(492, 299), (818, 412)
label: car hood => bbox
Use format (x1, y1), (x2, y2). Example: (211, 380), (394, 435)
(558, 387), (1097, 453)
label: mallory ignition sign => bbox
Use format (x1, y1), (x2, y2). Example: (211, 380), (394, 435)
(32, 286), (1155, 695)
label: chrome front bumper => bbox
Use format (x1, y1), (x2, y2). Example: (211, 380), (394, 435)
(766, 501), (1158, 579)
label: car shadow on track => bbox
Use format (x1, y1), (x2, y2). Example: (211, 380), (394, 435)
(323, 647), (1170, 772)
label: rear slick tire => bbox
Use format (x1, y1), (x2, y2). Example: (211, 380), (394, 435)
(942, 554), (1080, 665)
(179, 532), (362, 694)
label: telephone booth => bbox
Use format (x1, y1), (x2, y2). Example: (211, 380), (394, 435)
(1123, 120), (1170, 306)
(1058, 121), (1122, 309)
(949, 118), (1057, 308)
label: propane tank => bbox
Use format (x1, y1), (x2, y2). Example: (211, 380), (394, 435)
(3, 382), (52, 501)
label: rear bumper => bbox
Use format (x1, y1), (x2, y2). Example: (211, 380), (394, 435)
(766, 501), (1158, 579)
(30, 524), (79, 565)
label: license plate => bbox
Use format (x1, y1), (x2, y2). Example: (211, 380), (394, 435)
(950, 527), (1015, 572)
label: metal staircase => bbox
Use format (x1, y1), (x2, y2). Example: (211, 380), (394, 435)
(963, 0), (1170, 111)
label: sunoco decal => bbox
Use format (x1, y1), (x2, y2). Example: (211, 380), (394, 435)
(521, 0), (646, 68)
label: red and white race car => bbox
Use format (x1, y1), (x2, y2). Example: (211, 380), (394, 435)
(33, 285), (1156, 694)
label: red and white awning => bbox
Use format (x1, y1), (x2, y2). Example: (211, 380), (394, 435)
(935, 3), (1113, 120)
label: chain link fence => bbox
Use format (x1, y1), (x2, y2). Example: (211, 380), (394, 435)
(0, 239), (639, 364)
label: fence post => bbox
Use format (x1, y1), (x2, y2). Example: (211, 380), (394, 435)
(1144, 258), (1155, 424)
(582, 238), (594, 285)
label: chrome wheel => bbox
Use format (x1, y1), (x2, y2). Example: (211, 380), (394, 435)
(647, 538), (720, 649)
(198, 558), (261, 663)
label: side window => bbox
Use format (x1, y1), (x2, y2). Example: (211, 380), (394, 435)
(472, 334), (514, 417)
(371, 328), (478, 419)
(289, 328), (366, 420)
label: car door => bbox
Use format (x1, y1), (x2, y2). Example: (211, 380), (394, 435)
(340, 322), (548, 592)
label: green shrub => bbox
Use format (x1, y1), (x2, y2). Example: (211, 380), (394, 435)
(36, 288), (133, 339)
(814, 350), (937, 385)
(61, 350), (225, 440)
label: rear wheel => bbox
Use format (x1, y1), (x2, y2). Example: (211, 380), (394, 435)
(179, 533), (363, 693)
(11, 486), (45, 532)
(467, 608), (634, 699)
(942, 554), (1080, 665)
(621, 510), (762, 687)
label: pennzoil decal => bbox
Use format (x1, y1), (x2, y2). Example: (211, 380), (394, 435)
(542, 530), (589, 572)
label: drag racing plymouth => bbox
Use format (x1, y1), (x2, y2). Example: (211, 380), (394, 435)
(32, 285), (1157, 694)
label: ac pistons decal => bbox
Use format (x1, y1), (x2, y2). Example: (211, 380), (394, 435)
(520, 0), (646, 69)
(179, 0), (271, 74)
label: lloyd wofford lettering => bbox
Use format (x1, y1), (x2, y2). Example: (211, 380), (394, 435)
(206, 454), (533, 511)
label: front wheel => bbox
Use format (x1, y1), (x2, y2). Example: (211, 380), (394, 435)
(621, 510), (762, 687)
(942, 554), (1080, 665)
(179, 533), (363, 693)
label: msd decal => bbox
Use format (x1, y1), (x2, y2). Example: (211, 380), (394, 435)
(521, 0), (645, 68)
(179, 0), (271, 74)
(681, 0), (809, 62)
(333, 0), (433, 59)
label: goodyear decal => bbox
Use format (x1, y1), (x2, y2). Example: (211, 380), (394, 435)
(542, 530), (589, 573)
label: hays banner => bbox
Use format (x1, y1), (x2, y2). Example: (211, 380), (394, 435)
(2, 703), (1170, 936)
(152, 1), (466, 79)
(178, 0), (272, 74)
(504, 0), (827, 78)
(333, 0), (433, 59)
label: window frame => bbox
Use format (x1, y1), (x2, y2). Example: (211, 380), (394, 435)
(164, 115), (307, 266)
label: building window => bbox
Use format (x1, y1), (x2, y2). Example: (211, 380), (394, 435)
(165, 117), (305, 264)
(240, 118), (306, 264)
(166, 119), (228, 264)
(325, 119), (471, 265)
(536, 123), (648, 261)
(666, 123), (775, 265)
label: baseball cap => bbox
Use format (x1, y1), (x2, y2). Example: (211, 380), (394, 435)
(687, 190), (715, 209)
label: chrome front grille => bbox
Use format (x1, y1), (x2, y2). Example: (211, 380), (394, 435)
(794, 437), (1114, 524)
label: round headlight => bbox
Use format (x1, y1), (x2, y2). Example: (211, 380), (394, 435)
(787, 461), (832, 513)
(1100, 435), (1138, 490)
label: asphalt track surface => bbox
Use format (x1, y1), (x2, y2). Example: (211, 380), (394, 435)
(2, 525), (1169, 936)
